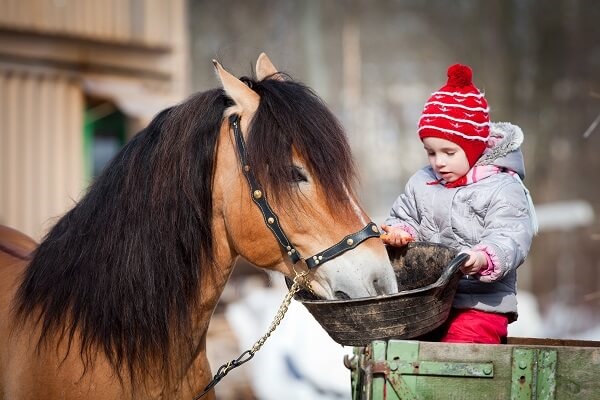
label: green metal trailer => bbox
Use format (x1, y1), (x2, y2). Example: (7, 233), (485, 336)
(347, 338), (600, 399)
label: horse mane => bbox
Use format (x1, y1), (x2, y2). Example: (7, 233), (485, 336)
(14, 88), (229, 385)
(242, 74), (356, 206)
(13, 73), (357, 388)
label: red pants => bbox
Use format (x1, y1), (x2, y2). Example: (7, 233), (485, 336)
(439, 309), (508, 344)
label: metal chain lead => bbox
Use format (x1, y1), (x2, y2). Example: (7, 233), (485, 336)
(193, 270), (310, 399)
(251, 270), (308, 354)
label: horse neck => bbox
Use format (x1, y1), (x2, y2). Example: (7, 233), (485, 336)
(197, 219), (236, 327)
(154, 130), (239, 394)
(192, 124), (241, 335)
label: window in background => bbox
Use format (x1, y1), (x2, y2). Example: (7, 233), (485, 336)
(84, 99), (126, 180)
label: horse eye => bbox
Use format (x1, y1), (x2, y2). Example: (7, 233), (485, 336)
(290, 166), (308, 183)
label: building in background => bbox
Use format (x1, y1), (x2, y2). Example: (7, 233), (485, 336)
(0, 0), (188, 240)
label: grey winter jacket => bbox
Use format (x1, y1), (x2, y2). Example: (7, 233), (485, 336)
(384, 122), (536, 321)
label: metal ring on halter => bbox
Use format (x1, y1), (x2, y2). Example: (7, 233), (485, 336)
(292, 263), (314, 295)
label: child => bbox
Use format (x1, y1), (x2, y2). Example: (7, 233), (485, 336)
(381, 64), (537, 344)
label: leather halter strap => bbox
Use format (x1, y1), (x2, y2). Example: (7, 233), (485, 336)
(229, 114), (380, 269)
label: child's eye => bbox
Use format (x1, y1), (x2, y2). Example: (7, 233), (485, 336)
(447, 152), (456, 156)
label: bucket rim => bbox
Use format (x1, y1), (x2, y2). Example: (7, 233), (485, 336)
(295, 242), (468, 306)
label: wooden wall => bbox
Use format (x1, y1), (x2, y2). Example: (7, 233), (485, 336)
(0, 69), (84, 239)
(0, 0), (187, 240)
(0, 0), (172, 48)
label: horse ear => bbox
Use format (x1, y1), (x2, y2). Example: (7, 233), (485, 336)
(213, 59), (259, 115)
(256, 52), (281, 81)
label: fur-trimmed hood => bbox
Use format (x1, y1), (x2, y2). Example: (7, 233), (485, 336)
(475, 122), (526, 179)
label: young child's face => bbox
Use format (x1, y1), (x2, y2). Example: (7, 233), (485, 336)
(422, 137), (470, 183)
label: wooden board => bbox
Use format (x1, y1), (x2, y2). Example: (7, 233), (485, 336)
(350, 338), (600, 400)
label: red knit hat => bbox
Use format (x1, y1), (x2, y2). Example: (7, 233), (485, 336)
(418, 64), (490, 167)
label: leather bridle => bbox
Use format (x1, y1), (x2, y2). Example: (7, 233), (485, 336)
(229, 114), (381, 270)
(193, 115), (382, 399)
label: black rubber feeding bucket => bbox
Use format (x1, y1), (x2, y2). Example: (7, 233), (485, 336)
(292, 242), (469, 346)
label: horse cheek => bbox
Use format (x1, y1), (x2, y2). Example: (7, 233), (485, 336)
(223, 194), (283, 268)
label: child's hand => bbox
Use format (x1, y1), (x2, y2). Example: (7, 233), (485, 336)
(461, 250), (487, 275)
(380, 225), (413, 247)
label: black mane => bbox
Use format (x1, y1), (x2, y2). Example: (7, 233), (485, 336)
(13, 74), (356, 386)
(243, 74), (356, 205)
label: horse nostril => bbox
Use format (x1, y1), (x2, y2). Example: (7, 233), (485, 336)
(335, 291), (351, 300)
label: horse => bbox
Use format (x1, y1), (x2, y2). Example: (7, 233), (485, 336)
(0, 53), (398, 399)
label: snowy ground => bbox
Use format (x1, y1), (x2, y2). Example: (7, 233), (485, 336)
(225, 277), (352, 400)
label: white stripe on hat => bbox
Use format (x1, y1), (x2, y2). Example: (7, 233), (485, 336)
(424, 101), (490, 113)
(431, 90), (486, 98)
(418, 125), (489, 141)
(419, 114), (491, 127)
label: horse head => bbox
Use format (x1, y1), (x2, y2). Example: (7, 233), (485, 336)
(212, 54), (398, 299)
